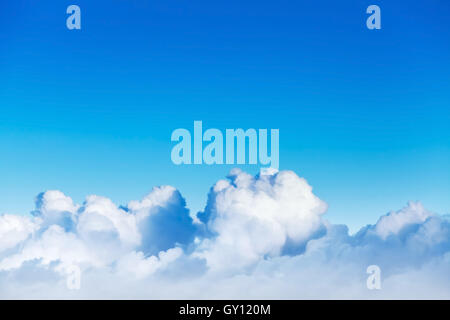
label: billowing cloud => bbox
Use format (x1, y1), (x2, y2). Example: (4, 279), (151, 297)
(0, 169), (449, 299)
(0, 214), (39, 253)
(129, 186), (197, 255)
(195, 169), (327, 272)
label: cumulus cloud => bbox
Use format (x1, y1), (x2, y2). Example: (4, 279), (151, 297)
(195, 169), (327, 272)
(372, 201), (433, 239)
(0, 186), (194, 281)
(0, 214), (39, 253)
(0, 169), (449, 299)
(129, 186), (197, 255)
(32, 190), (78, 231)
(116, 247), (183, 279)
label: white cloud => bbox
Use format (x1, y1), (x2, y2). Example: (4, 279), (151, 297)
(0, 169), (449, 299)
(129, 186), (197, 255)
(32, 190), (78, 231)
(373, 201), (432, 239)
(77, 195), (140, 247)
(0, 214), (39, 253)
(0, 225), (94, 272)
(195, 169), (327, 272)
(116, 247), (183, 279)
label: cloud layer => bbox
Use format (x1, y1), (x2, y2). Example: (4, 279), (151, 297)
(0, 169), (449, 299)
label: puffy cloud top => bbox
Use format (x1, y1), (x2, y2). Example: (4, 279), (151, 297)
(77, 195), (140, 247)
(0, 214), (39, 253)
(0, 186), (195, 278)
(32, 190), (78, 231)
(196, 169), (327, 271)
(373, 201), (432, 239)
(0, 169), (449, 299)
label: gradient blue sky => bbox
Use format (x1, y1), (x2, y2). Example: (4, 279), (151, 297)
(1, 0), (449, 232)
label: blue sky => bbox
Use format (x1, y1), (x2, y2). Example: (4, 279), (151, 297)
(0, 0), (449, 232)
